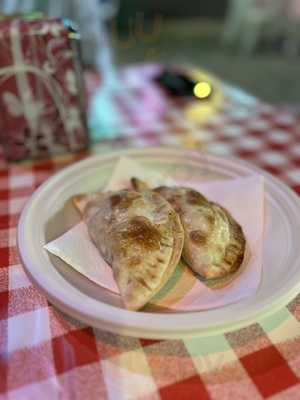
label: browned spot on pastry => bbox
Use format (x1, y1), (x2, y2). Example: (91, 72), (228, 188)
(170, 202), (182, 214)
(224, 244), (239, 264)
(154, 188), (165, 198)
(186, 189), (206, 205)
(110, 193), (123, 207)
(131, 177), (149, 191)
(224, 242), (245, 272)
(110, 192), (139, 210)
(189, 230), (207, 245)
(232, 252), (245, 273)
(170, 196), (184, 213)
(136, 277), (150, 289)
(155, 186), (167, 192)
(154, 187), (171, 200)
(163, 196), (183, 213)
(205, 214), (215, 226)
(168, 194), (183, 203)
(128, 256), (141, 267)
(157, 257), (165, 263)
(154, 187), (181, 212)
(120, 216), (161, 251)
(218, 205), (244, 240)
(231, 223), (245, 244)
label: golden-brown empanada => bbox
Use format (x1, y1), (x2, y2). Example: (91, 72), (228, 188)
(73, 189), (184, 310)
(131, 178), (246, 287)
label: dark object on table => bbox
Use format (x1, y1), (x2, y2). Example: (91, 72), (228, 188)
(155, 68), (213, 100)
(0, 14), (89, 161)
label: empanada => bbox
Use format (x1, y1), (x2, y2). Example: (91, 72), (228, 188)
(73, 189), (184, 310)
(131, 178), (246, 288)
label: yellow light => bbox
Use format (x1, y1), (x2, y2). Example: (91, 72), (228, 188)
(193, 82), (212, 99)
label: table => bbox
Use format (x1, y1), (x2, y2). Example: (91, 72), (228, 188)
(1, 65), (300, 399)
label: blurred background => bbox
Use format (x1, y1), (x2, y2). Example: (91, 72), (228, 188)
(114, 0), (300, 104)
(1, 0), (300, 105)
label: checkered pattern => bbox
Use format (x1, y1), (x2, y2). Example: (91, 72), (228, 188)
(2, 66), (300, 399)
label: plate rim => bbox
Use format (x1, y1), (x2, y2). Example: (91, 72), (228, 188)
(17, 147), (300, 338)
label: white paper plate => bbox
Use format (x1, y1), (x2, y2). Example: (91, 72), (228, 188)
(18, 148), (300, 339)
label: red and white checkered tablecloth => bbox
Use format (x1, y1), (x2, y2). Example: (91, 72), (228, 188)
(2, 65), (300, 399)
